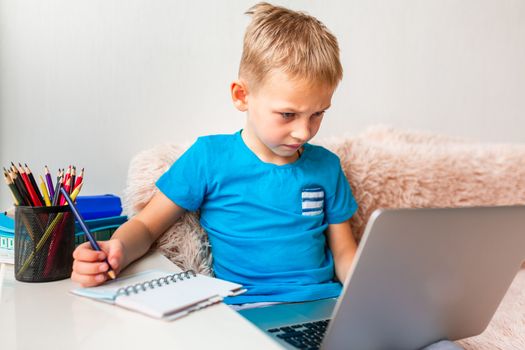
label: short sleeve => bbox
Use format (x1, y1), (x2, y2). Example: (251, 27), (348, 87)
(325, 164), (358, 224)
(155, 138), (208, 211)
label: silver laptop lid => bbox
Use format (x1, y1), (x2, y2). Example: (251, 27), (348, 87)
(322, 206), (525, 350)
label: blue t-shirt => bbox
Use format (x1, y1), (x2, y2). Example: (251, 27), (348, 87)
(156, 130), (358, 304)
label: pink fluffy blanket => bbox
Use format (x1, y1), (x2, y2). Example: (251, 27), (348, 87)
(122, 126), (525, 349)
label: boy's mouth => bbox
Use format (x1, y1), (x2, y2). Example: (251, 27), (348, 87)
(283, 144), (301, 150)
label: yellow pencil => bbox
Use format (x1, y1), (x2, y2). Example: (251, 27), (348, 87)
(39, 175), (51, 206)
(70, 182), (83, 199)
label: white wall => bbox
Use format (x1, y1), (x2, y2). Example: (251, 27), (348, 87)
(1, 0), (524, 210)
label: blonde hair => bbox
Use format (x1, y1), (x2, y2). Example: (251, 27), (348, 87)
(239, 2), (343, 91)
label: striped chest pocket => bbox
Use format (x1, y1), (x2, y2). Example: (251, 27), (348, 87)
(301, 187), (325, 216)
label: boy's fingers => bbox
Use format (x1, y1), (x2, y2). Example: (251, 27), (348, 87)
(107, 248), (122, 266)
(75, 241), (93, 250)
(109, 258), (120, 271)
(73, 243), (106, 262)
(73, 260), (108, 275)
(71, 271), (107, 287)
(101, 240), (123, 270)
(72, 242), (89, 260)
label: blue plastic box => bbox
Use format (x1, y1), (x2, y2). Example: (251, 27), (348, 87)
(75, 194), (123, 220)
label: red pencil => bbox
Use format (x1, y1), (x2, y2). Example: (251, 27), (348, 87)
(63, 166), (71, 186)
(74, 168), (84, 190)
(24, 163), (45, 205)
(18, 164), (42, 206)
(59, 178), (72, 206)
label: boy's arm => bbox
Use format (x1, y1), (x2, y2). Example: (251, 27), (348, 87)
(112, 191), (186, 270)
(326, 220), (358, 283)
(72, 191), (185, 286)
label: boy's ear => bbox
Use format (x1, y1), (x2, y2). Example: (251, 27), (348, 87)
(231, 80), (248, 112)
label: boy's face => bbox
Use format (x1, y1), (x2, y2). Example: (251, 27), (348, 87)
(232, 71), (336, 165)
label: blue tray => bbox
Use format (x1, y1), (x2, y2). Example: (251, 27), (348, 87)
(0, 215), (127, 250)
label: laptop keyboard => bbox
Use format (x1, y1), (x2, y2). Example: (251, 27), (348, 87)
(267, 319), (330, 350)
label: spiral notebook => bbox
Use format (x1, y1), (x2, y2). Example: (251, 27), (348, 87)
(71, 269), (246, 320)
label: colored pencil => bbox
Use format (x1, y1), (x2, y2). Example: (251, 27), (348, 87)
(69, 166), (76, 194)
(59, 178), (72, 206)
(59, 186), (116, 280)
(18, 164), (40, 206)
(44, 166), (55, 201)
(56, 168), (62, 185)
(69, 182), (83, 203)
(39, 175), (51, 206)
(63, 166), (71, 187)
(5, 166), (39, 240)
(3, 169), (19, 204)
(3, 170), (23, 206)
(74, 168), (84, 190)
(25, 164), (45, 205)
(10, 164), (31, 206)
(51, 175), (63, 206)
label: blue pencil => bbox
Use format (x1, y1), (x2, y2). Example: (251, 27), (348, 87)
(59, 186), (116, 280)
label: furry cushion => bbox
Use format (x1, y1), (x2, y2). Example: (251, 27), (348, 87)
(122, 143), (213, 276)
(122, 125), (525, 349)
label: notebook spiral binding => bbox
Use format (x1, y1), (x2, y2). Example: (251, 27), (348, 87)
(115, 270), (197, 297)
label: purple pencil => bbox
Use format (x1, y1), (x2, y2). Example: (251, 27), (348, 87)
(44, 165), (55, 200)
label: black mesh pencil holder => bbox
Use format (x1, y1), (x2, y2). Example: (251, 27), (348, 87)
(14, 205), (75, 282)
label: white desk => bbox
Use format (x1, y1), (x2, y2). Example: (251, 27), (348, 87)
(0, 252), (282, 349)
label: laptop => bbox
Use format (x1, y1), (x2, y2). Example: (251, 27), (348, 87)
(238, 206), (525, 350)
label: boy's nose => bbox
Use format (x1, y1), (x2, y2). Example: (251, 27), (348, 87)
(291, 123), (311, 142)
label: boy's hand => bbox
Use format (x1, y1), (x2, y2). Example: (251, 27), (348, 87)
(71, 239), (124, 287)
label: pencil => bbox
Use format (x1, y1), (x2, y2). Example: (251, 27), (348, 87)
(69, 182), (83, 203)
(63, 166), (71, 187)
(59, 178), (72, 206)
(74, 168), (84, 190)
(56, 168), (62, 186)
(19, 163), (42, 206)
(69, 166), (76, 194)
(44, 166), (55, 201)
(6, 167), (40, 240)
(10, 162), (18, 174)
(59, 186), (116, 280)
(39, 175), (51, 206)
(10, 164), (31, 206)
(25, 164), (45, 205)
(17, 165), (36, 206)
(51, 175), (63, 206)
(3, 170), (23, 206)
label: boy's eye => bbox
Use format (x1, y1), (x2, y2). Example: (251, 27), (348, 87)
(280, 112), (296, 119)
(312, 111), (325, 118)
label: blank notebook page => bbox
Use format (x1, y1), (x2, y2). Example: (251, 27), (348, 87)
(115, 274), (243, 318)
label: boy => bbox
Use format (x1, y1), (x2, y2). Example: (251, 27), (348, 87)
(72, 2), (358, 306)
